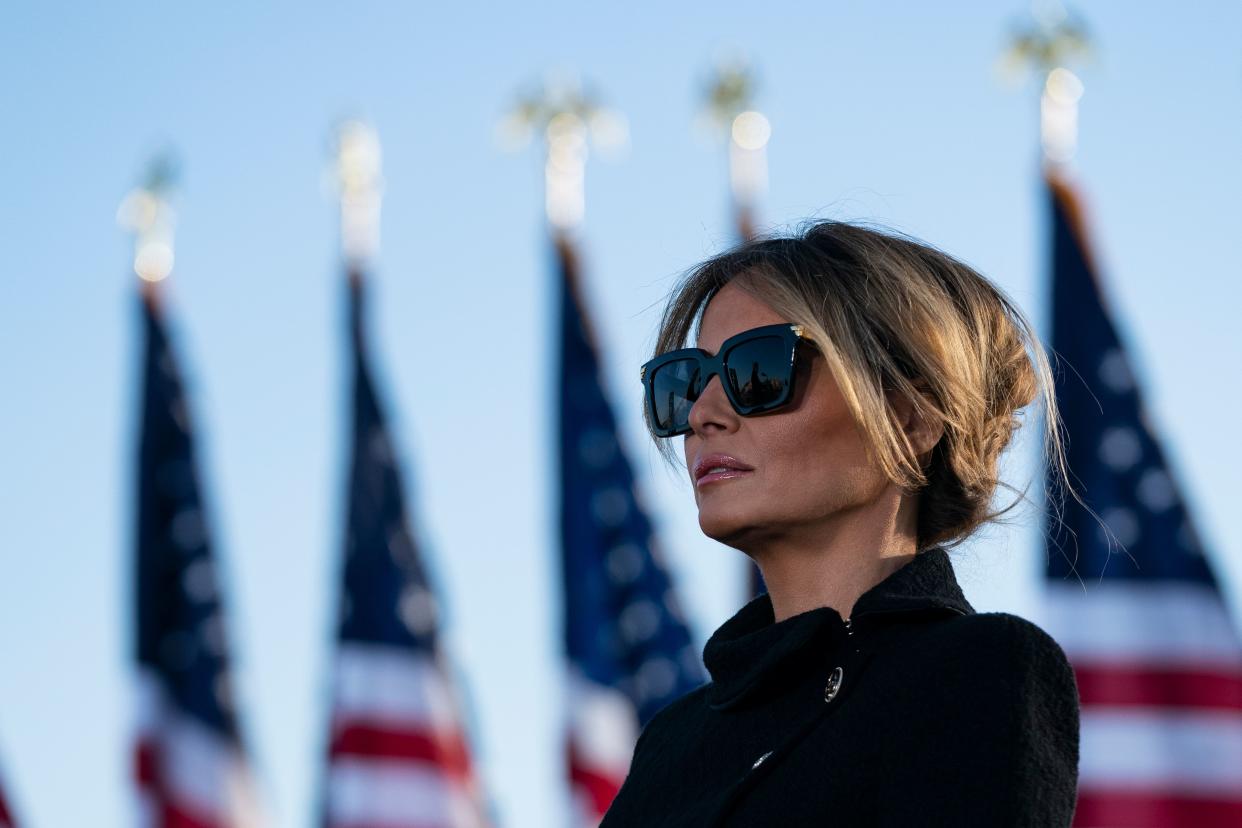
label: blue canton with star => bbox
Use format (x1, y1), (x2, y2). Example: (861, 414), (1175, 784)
(135, 296), (243, 739)
(1045, 182), (1216, 587)
(337, 275), (441, 653)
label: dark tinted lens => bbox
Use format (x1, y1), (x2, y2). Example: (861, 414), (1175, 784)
(725, 336), (791, 409)
(651, 358), (701, 433)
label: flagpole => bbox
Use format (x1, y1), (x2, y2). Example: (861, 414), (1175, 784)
(332, 120), (383, 287)
(499, 75), (627, 239)
(1002, 1), (1101, 282)
(702, 56), (770, 242)
(499, 74), (629, 349)
(1001, 1), (1091, 175)
(117, 152), (179, 309)
(330, 118), (384, 373)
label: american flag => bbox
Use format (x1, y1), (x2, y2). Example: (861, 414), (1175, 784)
(555, 235), (706, 825)
(1041, 173), (1242, 826)
(0, 759), (16, 828)
(321, 272), (491, 828)
(133, 290), (260, 828)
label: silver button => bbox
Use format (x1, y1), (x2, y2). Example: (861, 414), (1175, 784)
(823, 666), (844, 703)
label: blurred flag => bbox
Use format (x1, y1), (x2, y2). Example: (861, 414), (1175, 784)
(0, 759), (17, 828)
(1041, 174), (1242, 826)
(556, 235), (706, 825)
(133, 291), (260, 827)
(321, 272), (490, 828)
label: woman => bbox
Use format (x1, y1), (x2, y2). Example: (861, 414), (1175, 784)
(600, 222), (1081, 827)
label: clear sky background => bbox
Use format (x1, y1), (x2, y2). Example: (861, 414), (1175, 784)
(2, 2), (1239, 826)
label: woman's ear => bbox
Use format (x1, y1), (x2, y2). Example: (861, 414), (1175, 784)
(887, 379), (944, 466)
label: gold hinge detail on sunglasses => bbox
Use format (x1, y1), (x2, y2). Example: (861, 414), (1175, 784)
(791, 324), (805, 337)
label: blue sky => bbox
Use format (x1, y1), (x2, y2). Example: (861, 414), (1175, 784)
(2, 2), (1240, 826)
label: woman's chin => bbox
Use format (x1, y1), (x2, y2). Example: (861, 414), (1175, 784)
(697, 508), (763, 550)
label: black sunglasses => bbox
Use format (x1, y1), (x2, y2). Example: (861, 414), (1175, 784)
(640, 323), (808, 438)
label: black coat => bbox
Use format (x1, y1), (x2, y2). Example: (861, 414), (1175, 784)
(600, 547), (1080, 827)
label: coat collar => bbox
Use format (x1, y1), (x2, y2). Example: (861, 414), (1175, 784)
(702, 547), (973, 710)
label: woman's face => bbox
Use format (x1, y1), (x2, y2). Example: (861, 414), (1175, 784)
(684, 280), (891, 551)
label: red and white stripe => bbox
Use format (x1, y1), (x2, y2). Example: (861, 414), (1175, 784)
(134, 671), (262, 828)
(1044, 582), (1242, 827)
(566, 671), (639, 828)
(325, 642), (489, 828)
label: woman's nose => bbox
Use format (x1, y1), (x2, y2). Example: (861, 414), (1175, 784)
(687, 374), (740, 435)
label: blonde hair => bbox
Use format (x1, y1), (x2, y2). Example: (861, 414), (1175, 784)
(650, 220), (1084, 552)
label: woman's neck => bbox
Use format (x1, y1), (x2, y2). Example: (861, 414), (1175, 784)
(751, 489), (921, 623)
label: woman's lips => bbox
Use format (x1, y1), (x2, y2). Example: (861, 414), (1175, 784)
(693, 454), (755, 489)
(696, 467), (753, 488)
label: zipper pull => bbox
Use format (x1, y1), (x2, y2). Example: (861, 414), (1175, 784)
(844, 616), (853, 636)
